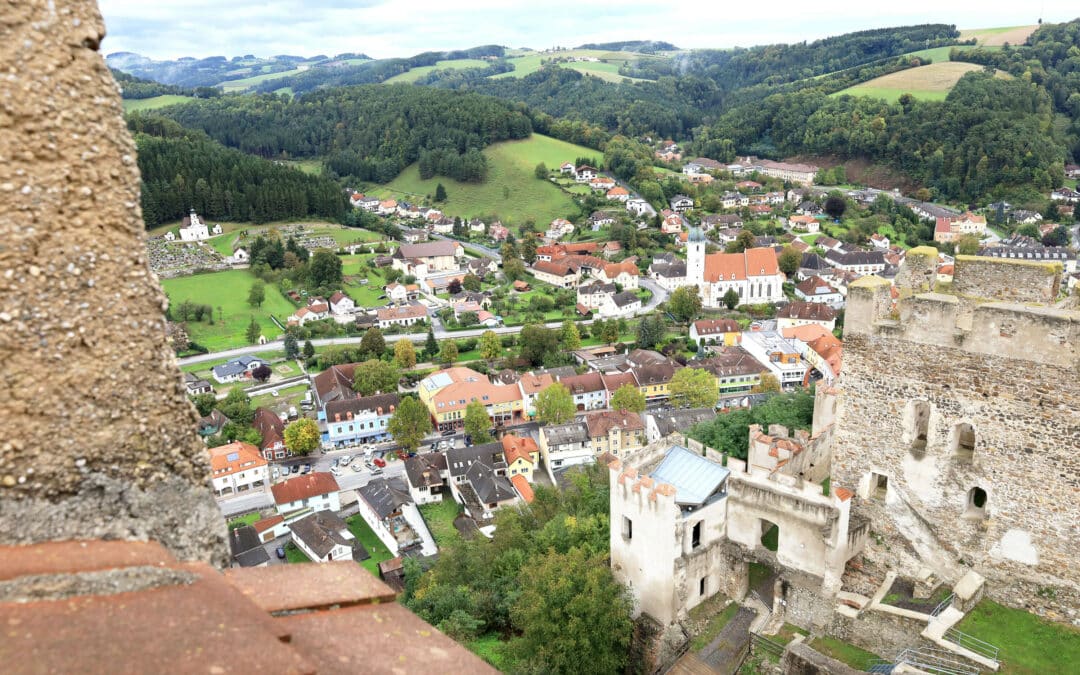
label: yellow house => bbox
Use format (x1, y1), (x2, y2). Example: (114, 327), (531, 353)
(689, 319), (742, 347)
(423, 367), (525, 432)
(583, 410), (645, 457)
(627, 349), (680, 402)
(501, 434), (539, 483)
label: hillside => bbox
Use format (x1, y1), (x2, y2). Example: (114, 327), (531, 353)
(492, 49), (660, 82)
(106, 51), (370, 88)
(959, 25), (1039, 46)
(384, 59), (490, 84)
(834, 61), (1011, 102)
(370, 134), (596, 227)
(122, 94), (195, 113)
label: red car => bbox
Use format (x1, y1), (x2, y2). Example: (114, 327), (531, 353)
(373, 457), (387, 468)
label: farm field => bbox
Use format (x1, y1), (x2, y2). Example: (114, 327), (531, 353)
(161, 269), (295, 351)
(834, 62), (1010, 103)
(122, 95), (194, 113)
(371, 134), (596, 228)
(492, 49), (658, 81)
(959, 25), (1038, 46)
(218, 68), (303, 92)
(384, 59), (490, 84)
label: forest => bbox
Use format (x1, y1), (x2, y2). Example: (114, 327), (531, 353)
(111, 69), (221, 100)
(129, 115), (347, 226)
(153, 86), (532, 184)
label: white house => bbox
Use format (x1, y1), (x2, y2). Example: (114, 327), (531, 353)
(356, 477), (422, 555)
(289, 512), (358, 564)
(211, 356), (269, 384)
(670, 195), (694, 213)
(626, 198), (650, 217)
(794, 276), (845, 307)
(209, 442), (268, 498)
(271, 472), (341, 515)
(377, 303), (427, 329)
(328, 291), (355, 315)
(232, 247), (249, 263)
(538, 421), (593, 471)
(546, 218), (575, 240)
(178, 210), (210, 242)
(404, 453), (448, 505)
(575, 165), (598, 183)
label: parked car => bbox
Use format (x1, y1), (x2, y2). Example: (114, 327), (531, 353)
(340, 454), (352, 466)
(441, 430), (456, 437)
(302, 463), (312, 474)
(330, 458), (339, 467)
(330, 466), (343, 477)
(276, 547), (286, 559)
(351, 463), (364, 473)
(290, 465), (299, 474)
(271, 467), (279, 479)
(373, 457), (387, 468)
(370, 467), (383, 476)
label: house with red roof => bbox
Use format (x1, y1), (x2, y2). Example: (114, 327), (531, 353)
(271, 472), (341, 515)
(502, 434), (539, 483)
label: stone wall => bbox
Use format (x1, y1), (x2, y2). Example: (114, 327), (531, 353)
(951, 255), (1061, 304)
(832, 262), (1080, 619)
(0, 0), (226, 564)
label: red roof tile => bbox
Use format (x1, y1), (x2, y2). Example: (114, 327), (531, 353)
(270, 472), (340, 505)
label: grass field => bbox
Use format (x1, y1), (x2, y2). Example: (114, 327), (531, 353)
(807, 636), (881, 670)
(346, 514), (394, 576)
(959, 25), (1038, 46)
(161, 269), (295, 350)
(384, 59), (490, 84)
(834, 62), (1009, 103)
(122, 95), (194, 113)
(371, 134), (595, 228)
(280, 159), (323, 175)
(219, 68), (303, 92)
(956, 599), (1080, 674)
(418, 499), (461, 549)
(492, 49), (658, 81)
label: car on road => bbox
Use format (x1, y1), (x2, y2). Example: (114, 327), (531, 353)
(330, 458), (339, 467)
(290, 465), (299, 474)
(340, 454), (352, 466)
(351, 463), (364, 472)
(370, 467), (383, 476)
(276, 547), (286, 559)
(373, 457), (387, 468)
(330, 466), (343, 477)
(302, 463), (312, 474)
(271, 467), (279, 480)
(440, 430), (456, 436)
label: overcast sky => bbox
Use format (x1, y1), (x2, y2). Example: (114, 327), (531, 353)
(98, 0), (1076, 60)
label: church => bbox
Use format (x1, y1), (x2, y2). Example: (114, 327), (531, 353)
(649, 227), (785, 307)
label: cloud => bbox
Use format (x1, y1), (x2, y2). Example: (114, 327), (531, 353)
(97, 0), (1077, 60)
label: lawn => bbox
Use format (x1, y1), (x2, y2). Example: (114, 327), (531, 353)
(384, 59), (490, 84)
(122, 95), (194, 113)
(807, 636), (881, 670)
(227, 512), (260, 529)
(249, 383), (308, 412)
(346, 514), (395, 576)
(280, 159), (323, 176)
(959, 25), (1038, 46)
(468, 634), (509, 670)
(180, 350), (284, 377)
(797, 233), (823, 245)
(161, 269), (296, 351)
(492, 49), (659, 82)
(285, 541), (311, 564)
(219, 67), (304, 92)
(833, 62), (1010, 103)
(372, 134), (594, 229)
(418, 499), (462, 549)
(955, 599), (1080, 674)
(689, 600), (741, 652)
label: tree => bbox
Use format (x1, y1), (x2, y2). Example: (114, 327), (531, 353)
(824, 195), (847, 220)
(610, 383), (646, 414)
(509, 547), (633, 675)
(955, 234), (980, 256)
(462, 273), (482, 291)
(447, 278), (463, 295)
(778, 246), (802, 277)
(1043, 225), (1068, 247)
(463, 400), (491, 443)
(535, 382), (576, 425)
(502, 258), (526, 281)
(252, 363), (272, 383)
(247, 281), (266, 308)
(669, 367), (717, 409)
(600, 319), (621, 345)
(560, 320), (582, 351)
(752, 372), (782, 394)
(438, 340), (459, 365)
(359, 327), (386, 360)
(520, 236), (538, 264)
(394, 339), (417, 369)
(283, 332), (299, 359)
(730, 229), (756, 253)
(519, 324), (560, 366)
(388, 396), (432, 452)
(245, 317), (261, 344)
(190, 392), (217, 417)
(353, 359), (399, 396)
(667, 286), (702, 324)
(424, 326), (439, 359)
(435, 183), (447, 202)
(636, 313), (665, 349)
(1015, 223), (1041, 238)
(284, 418), (320, 455)
(302, 339), (315, 359)
(479, 330), (502, 362)
(722, 288), (740, 310)
(218, 387), (253, 426)
(308, 249), (343, 288)
(534, 162), (548, 179)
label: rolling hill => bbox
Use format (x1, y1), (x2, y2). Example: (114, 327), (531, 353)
(370, 134), (598, 228)
(833, 61), (1010, 103)
(492, 49), (658, 82)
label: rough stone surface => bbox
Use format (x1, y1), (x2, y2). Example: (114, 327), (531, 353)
(0, 0), (226, 565)
(832, 256), (1080, 621)
(0, 565), (195, 603)
(781, 641), (862, 675)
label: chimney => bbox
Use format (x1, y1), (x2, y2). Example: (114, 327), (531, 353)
(335, 413), (341, 422)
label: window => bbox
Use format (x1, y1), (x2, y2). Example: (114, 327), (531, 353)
(966, 487), (988, 519)
(700, 577), (707, 596)
(870, 472), (888, 501)
(622, 516), (633, 540)
(953, 423), (976, 461)
(692, 522), (702, 549)
(909, 401), (930, 453)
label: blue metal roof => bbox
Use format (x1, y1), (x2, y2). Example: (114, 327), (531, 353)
(649, 445), (729, 507)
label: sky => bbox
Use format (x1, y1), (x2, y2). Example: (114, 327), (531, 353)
(97, 0), (1077, 60)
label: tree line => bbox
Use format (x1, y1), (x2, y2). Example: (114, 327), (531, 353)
(111, 69), (221, 100)
(153, 86), (532, 184)
(130, 116), (347, 227)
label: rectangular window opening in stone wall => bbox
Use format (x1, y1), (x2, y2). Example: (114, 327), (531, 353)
(952, 423), (976, 462)
(692, 521), (702, 549)
(622, 516), (633, 540)
(909, 400), (930, 454)
(965, 486), (988, 520)
(700, 577), (706, 596)
(870, 472), (888, 502)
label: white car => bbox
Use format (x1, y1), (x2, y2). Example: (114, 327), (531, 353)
(271, 467), (279, 480)
(330, 466), (344, 477)
(340, 454), (352, 466)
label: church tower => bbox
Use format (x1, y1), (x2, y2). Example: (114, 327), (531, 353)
(686, 226), (706, 296)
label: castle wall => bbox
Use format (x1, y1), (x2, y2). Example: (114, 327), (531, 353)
(832, 266), (1080, 618)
